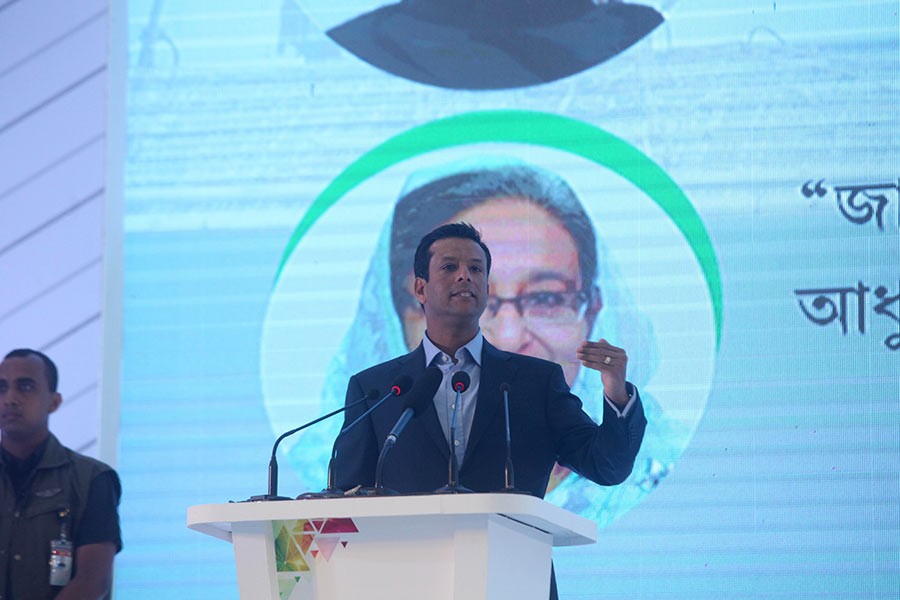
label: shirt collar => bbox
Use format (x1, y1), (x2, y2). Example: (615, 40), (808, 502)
(422, 329), (483, 368)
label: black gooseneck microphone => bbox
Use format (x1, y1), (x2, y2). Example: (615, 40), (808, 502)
(298, 374), (414, 499)
(340, 375), (414, 436)
(249, 388), (378, 502)
(497, 382), (526, 494)
(356, 366), (443, 496)
(435, 371), (473, 494)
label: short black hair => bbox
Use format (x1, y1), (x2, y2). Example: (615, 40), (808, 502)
(390, 163), (599, 316)
(413, 222), (492, 282)
(4, 348), (59, 392)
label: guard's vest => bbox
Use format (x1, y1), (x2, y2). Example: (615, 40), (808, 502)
(0, 435), (113, 600)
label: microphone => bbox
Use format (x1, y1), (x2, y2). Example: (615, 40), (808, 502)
(436, 371), (473, 494)
(497, 382), (525, 494)
(249, 388), (379, 502)
(356, 367), (443, 496)
(384, 367), (442, 448)
(452, 371), (470, 393)
(341, 375), (414, 435)
(299, 374), (414, 499)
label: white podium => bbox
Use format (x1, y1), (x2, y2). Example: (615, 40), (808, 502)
(188, 493), (597, 600)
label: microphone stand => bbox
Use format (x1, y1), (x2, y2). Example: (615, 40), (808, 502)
(435, 380), (472, 494)
(297, 387), (402, 499)
(353, 441), (401, 496)
(352, 367), (443, 496)
(295, 450), (348, 500)
(496, 383), (527, 494)
(248, 394), (371, 502)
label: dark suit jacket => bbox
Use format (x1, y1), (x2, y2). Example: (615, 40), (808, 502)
(333, 340), (646, 497)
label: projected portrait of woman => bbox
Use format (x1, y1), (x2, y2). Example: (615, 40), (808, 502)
(386, 160), (685, 497)
(275, 156), (696, 525)
(323, 0), (664, 89)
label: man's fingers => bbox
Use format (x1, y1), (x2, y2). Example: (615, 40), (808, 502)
(578, 345), (625, 360)
(577, 340), (627, 369)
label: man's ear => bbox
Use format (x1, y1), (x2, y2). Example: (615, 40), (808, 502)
(48, 392), (62, 414)
(413, 276), (427, 305)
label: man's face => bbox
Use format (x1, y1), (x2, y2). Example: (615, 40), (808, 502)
(0, 355), (61, 443)
(400, 197), (596, 385)
(413, 236), (489, 331)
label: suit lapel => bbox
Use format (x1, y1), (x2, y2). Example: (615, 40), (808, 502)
(388, 345), (426, 395)
(463, 340), (517, 465)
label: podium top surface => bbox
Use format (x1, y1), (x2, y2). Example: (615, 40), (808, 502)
(188, 493), (597, 547)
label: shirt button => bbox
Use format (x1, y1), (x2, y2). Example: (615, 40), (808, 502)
(13, 554), (21, 561)
(450, 404), (455, 409)
(454, 440), (460, 446)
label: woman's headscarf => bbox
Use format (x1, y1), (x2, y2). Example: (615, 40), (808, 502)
(284, 156), (689, 526)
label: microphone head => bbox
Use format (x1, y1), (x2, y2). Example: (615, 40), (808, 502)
(499, 382), (511, 394)
(390, 374), (414, 397)
(403, 366), (443, 415)
(451, 371), (471, 393)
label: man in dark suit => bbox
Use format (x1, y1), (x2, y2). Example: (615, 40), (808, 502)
(333, 222), (645, 598)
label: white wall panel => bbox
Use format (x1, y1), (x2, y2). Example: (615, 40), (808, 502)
(0, 0), (109, 459)
(0, 137), (104, 247)
(0, 193), (103, 313)
(0, 0), (105, 72)
(0, 72), (106, 192)
(0, 12), (107, 126)
(0, 258), (102, 346)
(45, 317), (103, 453)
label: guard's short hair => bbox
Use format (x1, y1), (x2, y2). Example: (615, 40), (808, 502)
(4, 348), (59, 392)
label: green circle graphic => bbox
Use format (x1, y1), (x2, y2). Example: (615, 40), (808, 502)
(276, 110), (722, 348)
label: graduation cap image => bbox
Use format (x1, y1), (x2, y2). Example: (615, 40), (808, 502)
(327, 0), (664, 90)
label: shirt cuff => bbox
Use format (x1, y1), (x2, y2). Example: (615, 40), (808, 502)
(604, 383), (637, 418)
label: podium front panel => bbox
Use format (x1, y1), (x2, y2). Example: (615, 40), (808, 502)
(188, 494), (596, 599)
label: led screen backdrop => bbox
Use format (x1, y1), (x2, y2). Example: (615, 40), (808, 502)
(118, 1), (898, 598)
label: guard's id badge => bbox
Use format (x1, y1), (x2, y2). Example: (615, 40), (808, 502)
(49, 508), (73, 586)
